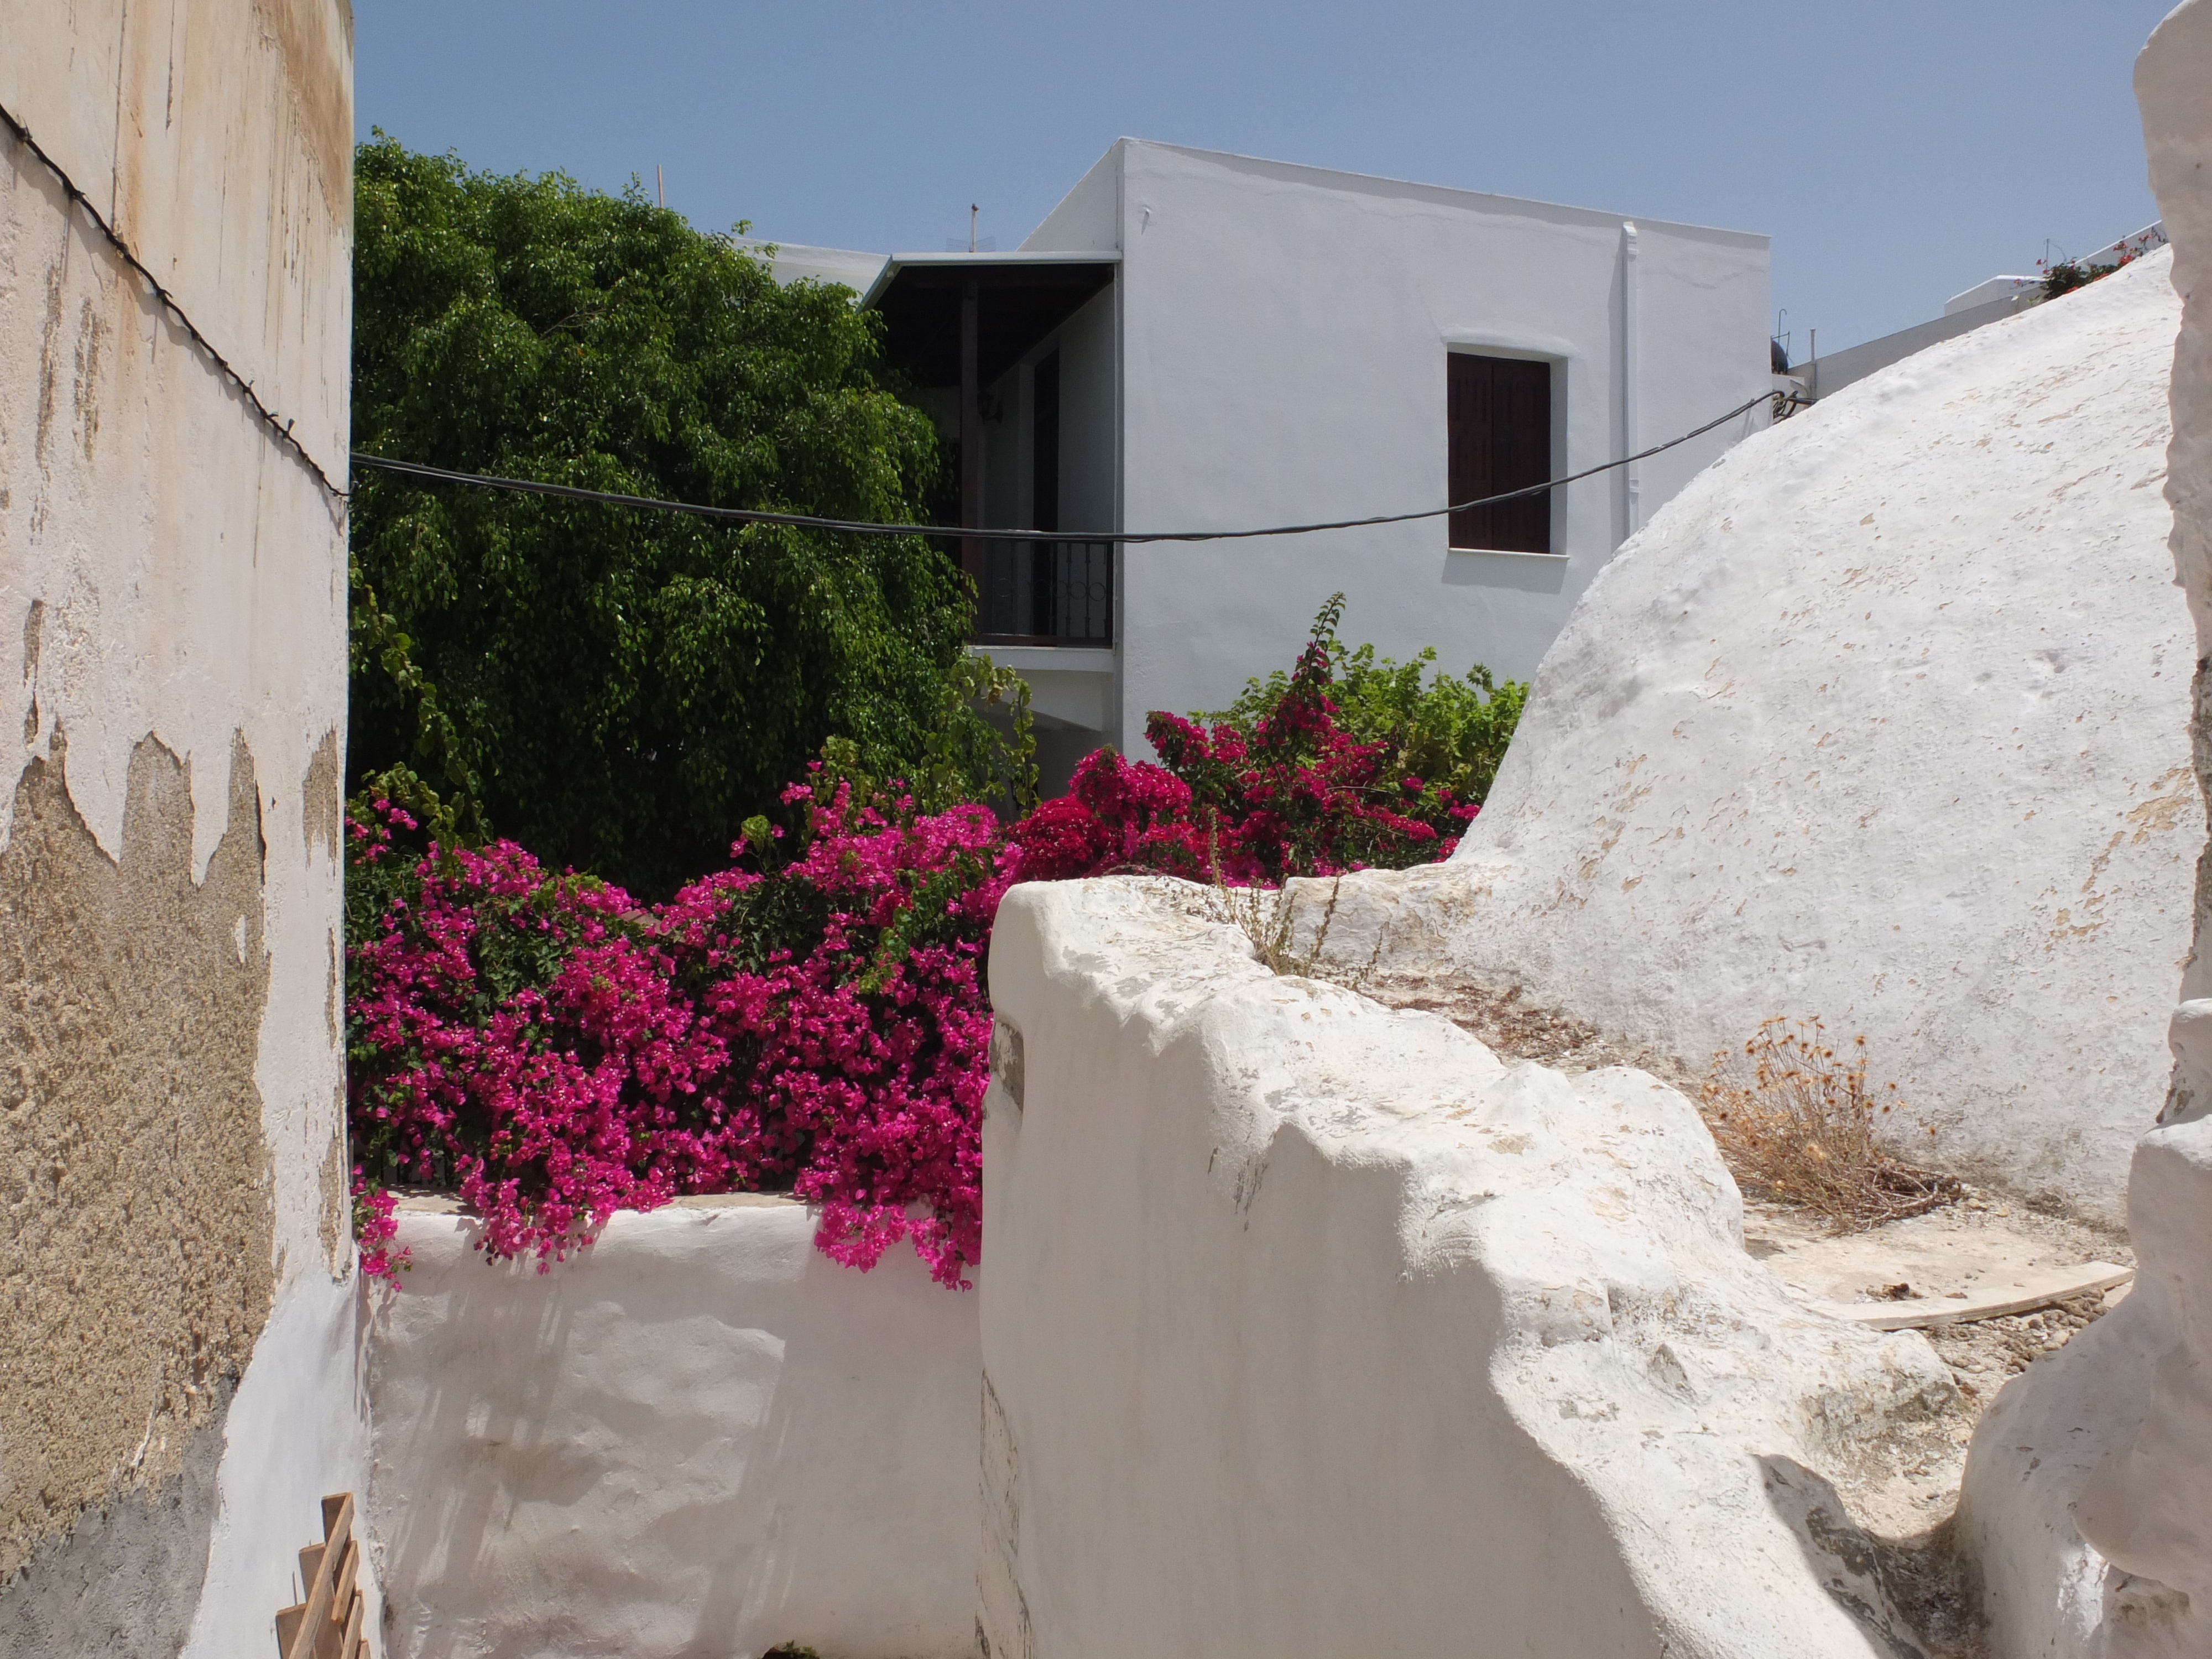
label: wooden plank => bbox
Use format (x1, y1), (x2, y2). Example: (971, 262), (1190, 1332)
(340, 1589), (365, 1659)
(317, 1538), (358, 1659)
(286, 1537), (337, 1659)
(1812, 1262), (2134, 1331)
(276, 1493), (357, 1659)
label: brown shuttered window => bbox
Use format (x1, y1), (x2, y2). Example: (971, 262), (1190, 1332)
(1447, 353), (1552, 553)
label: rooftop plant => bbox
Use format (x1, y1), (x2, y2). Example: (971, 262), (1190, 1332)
(2037, 237), (2149, 302)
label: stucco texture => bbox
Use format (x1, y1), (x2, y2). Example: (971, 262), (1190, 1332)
(983, 877), (1964, 1659)
(0, 1385), (232, 1657)
(368, 1199), (982, 1659)
(1380, 246), (2193, 1227)
(0, 738), (272, 1590)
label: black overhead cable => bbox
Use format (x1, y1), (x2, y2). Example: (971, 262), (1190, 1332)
(351, 392), (1784, 546)
(0, 101), (347, 506)
(3, 91), (1783, 539)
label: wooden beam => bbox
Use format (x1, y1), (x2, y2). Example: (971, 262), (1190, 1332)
(960, 277), (982, 597)
(320, 1537), (359, 1659)
(285, 1541), (336, 1659)
(1812, 1262), (2133, 1331)
(340, 1589), (366, 1659)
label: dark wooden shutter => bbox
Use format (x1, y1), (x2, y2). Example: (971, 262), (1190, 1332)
(1447, 353), (1552, 553)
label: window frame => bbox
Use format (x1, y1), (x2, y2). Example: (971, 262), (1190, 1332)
(1444, 346), (1563, 556)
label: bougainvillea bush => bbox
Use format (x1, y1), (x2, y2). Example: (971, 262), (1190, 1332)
(347, 601), (1525, 1285)
(348, 775), (1004, 1286)
(1010, 596), (1505, 884)
(1205, 596), (1528, 809)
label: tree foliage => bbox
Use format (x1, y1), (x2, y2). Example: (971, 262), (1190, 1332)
(349, 134), (991, 897)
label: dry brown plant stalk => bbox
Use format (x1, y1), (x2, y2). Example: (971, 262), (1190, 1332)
(1697, 1018), (1960, 1231)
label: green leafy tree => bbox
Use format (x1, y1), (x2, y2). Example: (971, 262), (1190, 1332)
(1208, 594), (1529, 806)
(349, 134), (1003, 896)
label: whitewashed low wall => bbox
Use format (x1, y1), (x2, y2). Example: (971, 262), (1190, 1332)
(366, 1197), (980, 1659)
(982, 878), (1959, 1659)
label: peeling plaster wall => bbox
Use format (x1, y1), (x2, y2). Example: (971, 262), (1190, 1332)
(0, 740), (272, 1583)
(0, 1), (362, 1651)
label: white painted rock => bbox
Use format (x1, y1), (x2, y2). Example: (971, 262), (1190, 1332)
(1954, 11), (2212, 1656)
(982, 877), (1961, 1659)
(1392, 242), (2195, 1228)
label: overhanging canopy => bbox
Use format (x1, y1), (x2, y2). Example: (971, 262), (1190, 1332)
(864, 254), (1118, 388)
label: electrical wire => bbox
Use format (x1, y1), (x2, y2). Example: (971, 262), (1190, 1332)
(351, 391), (1785, 546)
(1, 89), (1781, 539)
(0, 100), (347, 505)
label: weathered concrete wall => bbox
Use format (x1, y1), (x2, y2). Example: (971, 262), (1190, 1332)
(982, 878), (1963, 1659)
(0, 1), (362, 1651)
(1956, 7), (2212, 1654)
(1354, 245), (2192, 1228)
(367, 1199), (982, 1659)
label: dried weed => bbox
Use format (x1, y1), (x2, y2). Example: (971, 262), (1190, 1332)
(1698, 1019), (1960, 1232)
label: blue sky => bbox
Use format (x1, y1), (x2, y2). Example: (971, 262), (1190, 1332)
(357, 1), (2176, 358)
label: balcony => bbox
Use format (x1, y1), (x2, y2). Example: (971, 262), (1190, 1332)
(970, 536), (1113, 648)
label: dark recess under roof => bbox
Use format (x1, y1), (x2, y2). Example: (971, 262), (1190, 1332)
(868, 260), (1116, 388)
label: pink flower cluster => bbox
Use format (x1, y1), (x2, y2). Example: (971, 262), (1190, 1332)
(347, 633), (1474, 1288)
(348, 776), (1005, 1287)
(1014, 637), (1477, 885)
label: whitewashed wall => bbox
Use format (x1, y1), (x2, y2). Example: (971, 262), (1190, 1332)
(980, 877), (1958, 1659)
(368, 1199), (982, 1659)
(0, 2), (364, 1652)
(1032, 140), (1770, 752)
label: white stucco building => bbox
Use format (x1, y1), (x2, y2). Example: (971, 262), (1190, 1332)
(783, 140), (1773, 786)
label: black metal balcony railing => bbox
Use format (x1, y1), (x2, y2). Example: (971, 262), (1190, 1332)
(971, 538), (1113, 648)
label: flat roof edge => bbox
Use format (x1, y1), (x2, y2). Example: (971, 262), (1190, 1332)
(1126, 138), (1769, 246)
(860, 251), (1122, 309)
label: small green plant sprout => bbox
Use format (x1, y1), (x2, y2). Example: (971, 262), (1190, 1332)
(1696, 1019), (1959, 1232)
(1202, 818), (1387, 989)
